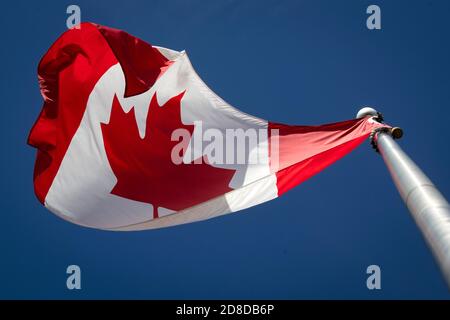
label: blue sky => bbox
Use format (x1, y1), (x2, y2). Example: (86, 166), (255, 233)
(1, 0), (449, 299)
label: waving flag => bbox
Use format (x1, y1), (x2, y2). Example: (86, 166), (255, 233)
(28, 23), (387, 230)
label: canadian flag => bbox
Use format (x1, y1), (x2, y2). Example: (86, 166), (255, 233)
(28, 23), (387, 230)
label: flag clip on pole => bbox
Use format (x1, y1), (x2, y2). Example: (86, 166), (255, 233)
(357, 107), (450, 287)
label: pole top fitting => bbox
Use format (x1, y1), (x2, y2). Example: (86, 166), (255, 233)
(391, 127), (403, 139)
(356, 107), (403, 152)
(356, 107), (378, 119)
(356, 106), (384, 122)
(369, 127), (404, 153)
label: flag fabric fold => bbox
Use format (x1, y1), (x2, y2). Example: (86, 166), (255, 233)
(28, 23), (387, 230)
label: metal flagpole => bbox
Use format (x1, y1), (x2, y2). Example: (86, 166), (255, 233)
(356, 107), (450, 287)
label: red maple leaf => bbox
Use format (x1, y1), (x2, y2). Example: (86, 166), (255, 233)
(101, 92), (235, 219)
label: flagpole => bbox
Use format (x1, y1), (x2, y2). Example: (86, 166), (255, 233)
(356, 108), (450, 287)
